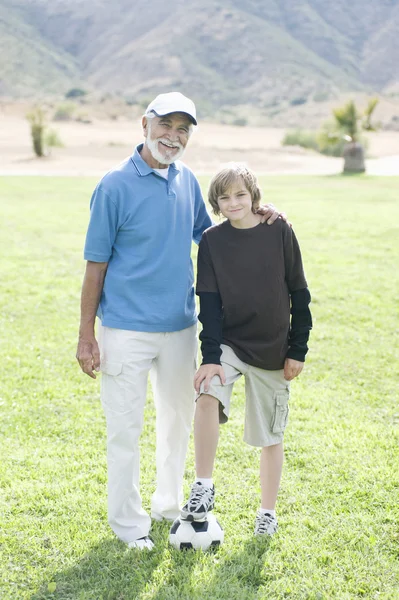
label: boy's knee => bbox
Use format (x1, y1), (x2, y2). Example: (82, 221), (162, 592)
(197, 393), (220, 412)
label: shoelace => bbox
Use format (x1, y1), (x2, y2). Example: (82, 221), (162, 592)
(188, 484), (211, 508)
(256, 513), (275, 534)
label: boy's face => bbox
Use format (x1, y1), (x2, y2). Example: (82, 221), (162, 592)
(217, 179), (254, 224)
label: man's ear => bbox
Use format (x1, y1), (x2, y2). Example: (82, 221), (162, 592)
(142, 116), (148, 138)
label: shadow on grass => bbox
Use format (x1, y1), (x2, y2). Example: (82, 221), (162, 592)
(30, 520), (172, 600)
(151, 534), (273, 600)
(30, 521), (273, 600)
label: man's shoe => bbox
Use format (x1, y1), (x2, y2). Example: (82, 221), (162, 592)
(254, 510), (278, 536)
(128, 536), (154, 550)
(181, 482), (215, 521)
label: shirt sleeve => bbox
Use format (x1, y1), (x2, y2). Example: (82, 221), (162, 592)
(282, 223), (308, 292)
(196, 235), (219, 293)
(286, 288), (312, 362)
(192, 178), (213, 245)
(84, 185), (119, 262)
(198, 292), (223, 365)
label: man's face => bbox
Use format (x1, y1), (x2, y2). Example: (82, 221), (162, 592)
(143, 112), (192, 165)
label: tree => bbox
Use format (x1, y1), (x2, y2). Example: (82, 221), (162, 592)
(324, 99), (379, 173)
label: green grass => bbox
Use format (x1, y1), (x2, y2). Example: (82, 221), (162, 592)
(1, 175), (399, 600)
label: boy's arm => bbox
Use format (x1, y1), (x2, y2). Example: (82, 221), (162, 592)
(286, 288), (312, 362)
(194, 234), (226, 391)
(196, 235), (223, 363)
(282, 223), (312, 365)
(198, 292), (223, 365)
(196, 292), (225, 392)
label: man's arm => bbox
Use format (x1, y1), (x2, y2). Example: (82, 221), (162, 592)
(76, 261), (108, 379)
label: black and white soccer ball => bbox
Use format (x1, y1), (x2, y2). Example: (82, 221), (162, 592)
(169, 514), (224, 550)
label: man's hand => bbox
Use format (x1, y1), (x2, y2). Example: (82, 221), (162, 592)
(194, 364), (226, 393)
(76, 336), (101, 379)
(256, 203), (291, 226)
(284, 358), (304, 381)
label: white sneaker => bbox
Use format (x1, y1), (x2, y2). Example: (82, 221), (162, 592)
(128, 536), (154, 550)
(181, 482), (215, 521)
(254, 510), (278, 536)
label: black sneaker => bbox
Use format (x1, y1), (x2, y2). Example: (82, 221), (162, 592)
(181, 482), (215, 521)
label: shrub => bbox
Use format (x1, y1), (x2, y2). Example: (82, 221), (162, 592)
(26, 106), (64, 158)
(53, 103), (75, 121)
(290, 96), (307, 106)
(26, 106), (47, 157)
(313, 92), (330, 103)
(44, 129), (64, 155)
(282, 130), (319, 151)
(232, 117), (248, 126)
(65, 88), (87, 99)
(317, 122), (369, 157)
(282, 126), (368, 158)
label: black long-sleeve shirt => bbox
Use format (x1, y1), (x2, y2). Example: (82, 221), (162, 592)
(198, 288), (312, 365)
(196, 219), (312, 370)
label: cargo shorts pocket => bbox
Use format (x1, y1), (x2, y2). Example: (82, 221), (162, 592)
(271, 389), (290, 434)
(100, 361), (126, 413)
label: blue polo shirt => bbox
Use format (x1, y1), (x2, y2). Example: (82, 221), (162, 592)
(84, 144), (212, 332)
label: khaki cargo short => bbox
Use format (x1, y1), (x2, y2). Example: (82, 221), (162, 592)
(197, 344), (291, 447)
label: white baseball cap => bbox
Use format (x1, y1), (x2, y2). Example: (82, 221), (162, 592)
(145, 92), (197, 125)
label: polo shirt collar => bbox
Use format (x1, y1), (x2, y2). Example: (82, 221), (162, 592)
(131, 143), (180, 177)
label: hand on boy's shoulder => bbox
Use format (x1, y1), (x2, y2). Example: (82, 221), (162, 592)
(284, 358), (304, 381)
(256, 204), (292, 227)
(194, 363), (226, 393)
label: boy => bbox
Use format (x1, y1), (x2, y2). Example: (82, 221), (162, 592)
(181, 164), (312, 535)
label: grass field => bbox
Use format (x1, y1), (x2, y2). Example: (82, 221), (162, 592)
(1, 175), (398, 600)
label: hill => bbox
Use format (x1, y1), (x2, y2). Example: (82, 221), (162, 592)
(1, 0), (398, 119)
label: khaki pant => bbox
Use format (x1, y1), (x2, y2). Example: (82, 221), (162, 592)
(99, 324), (197, 543)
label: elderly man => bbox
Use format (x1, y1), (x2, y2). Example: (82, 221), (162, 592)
(76, 92), (281, 550)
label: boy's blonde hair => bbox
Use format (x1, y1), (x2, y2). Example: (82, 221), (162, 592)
(208, 163), (261, 216)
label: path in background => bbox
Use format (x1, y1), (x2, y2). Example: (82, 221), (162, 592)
(1, 115), (399, 176)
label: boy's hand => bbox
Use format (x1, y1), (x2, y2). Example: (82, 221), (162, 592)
(284, 358), (304, 381)
(194, 364), (226, 393)
(256, 204), (291, 226)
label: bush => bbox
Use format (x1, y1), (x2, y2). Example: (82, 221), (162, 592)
(65, 88), (87, 99)
(317, 121), (369, 157)
(53, 103), (75, 121)
(282, 130), (319, 151)
(44, 129), (64, 155)
(290, 96), (307, 106)
(281, 128), (365, 157)
(26, 106), (63, 157)
(232, 117), (248, 126)
(313, 92), (330, 103)
(26, 106), (47, 157)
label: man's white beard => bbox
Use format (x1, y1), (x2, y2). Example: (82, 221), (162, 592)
(146, 122), (185, 165)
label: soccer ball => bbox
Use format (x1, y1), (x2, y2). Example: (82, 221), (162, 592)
(169, 514), (224, 550)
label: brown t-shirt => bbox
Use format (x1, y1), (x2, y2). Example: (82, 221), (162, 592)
(196, 219), (307, 370)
